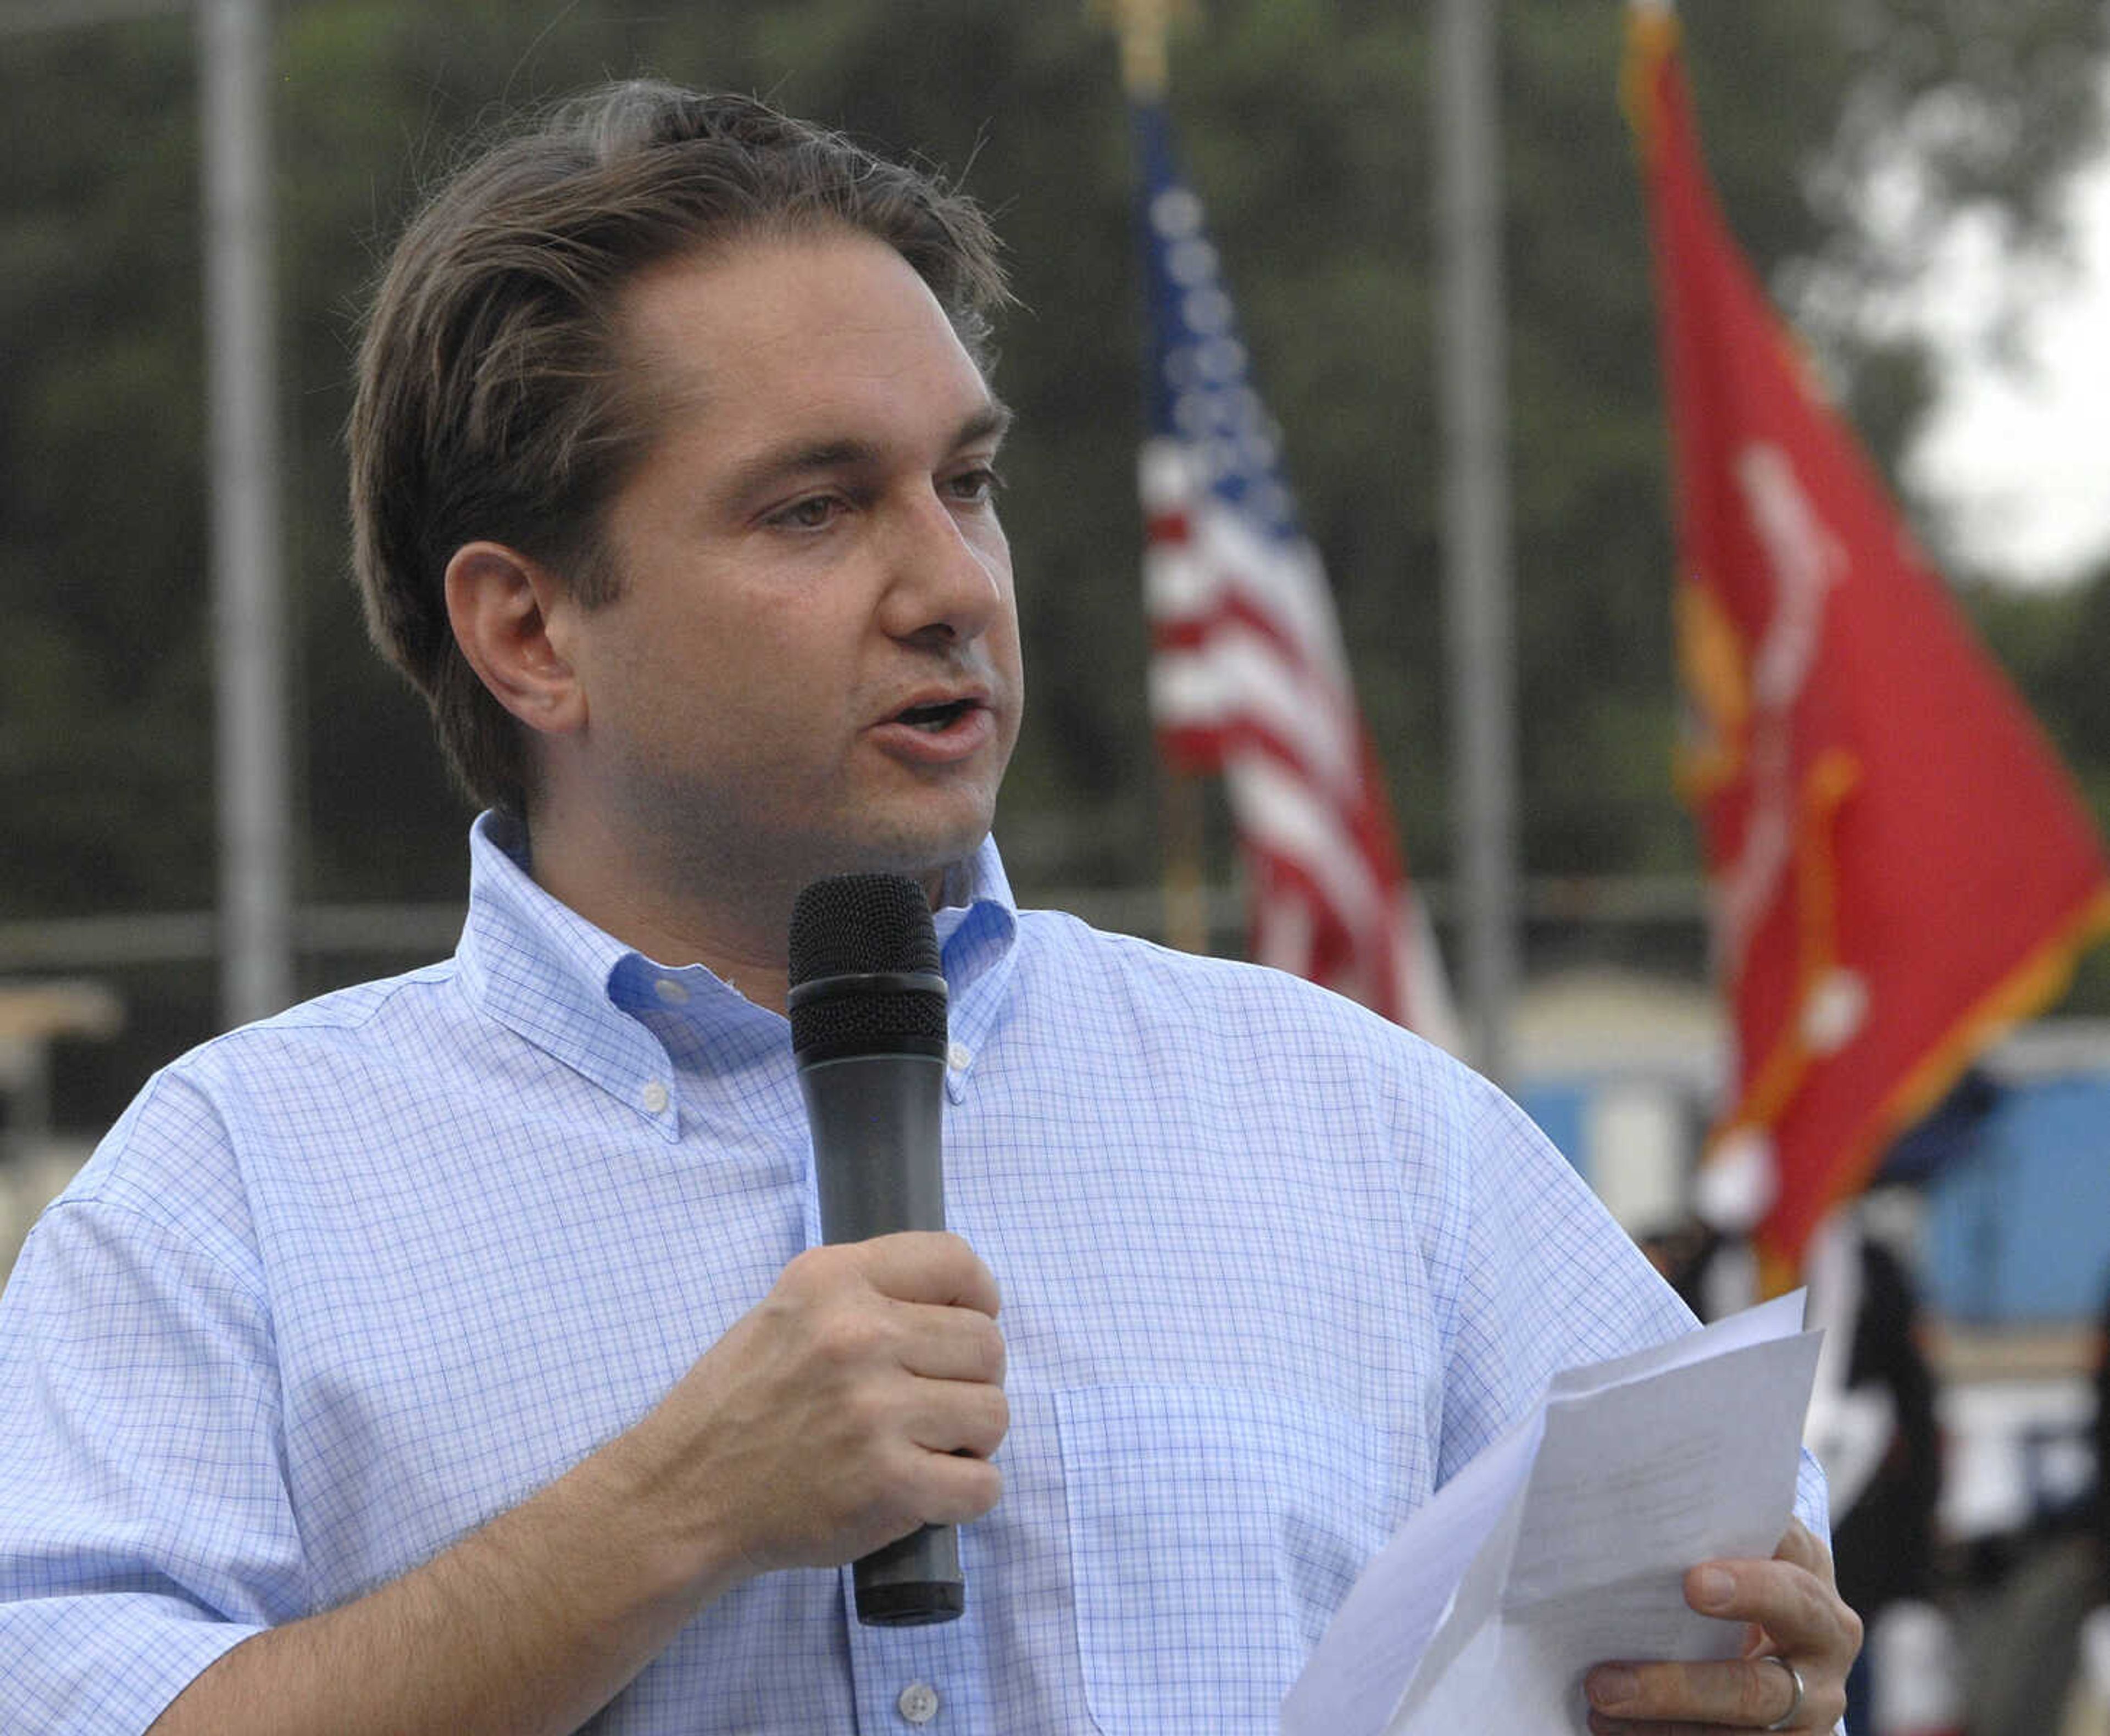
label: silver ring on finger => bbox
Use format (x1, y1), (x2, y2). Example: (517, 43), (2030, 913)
(1759, 1655), (1806, 1731)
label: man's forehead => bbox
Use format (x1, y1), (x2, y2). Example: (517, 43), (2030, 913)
(614, 233), (1006, 456)
(620, 227), (957, 353)
(616, 244), (1008, 472)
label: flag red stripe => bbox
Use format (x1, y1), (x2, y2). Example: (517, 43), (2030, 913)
(1147, 558), (1330, 680)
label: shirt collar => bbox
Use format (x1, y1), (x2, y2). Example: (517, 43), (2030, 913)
(454, 814), (1021, 1120)
(933, 838), (1019, 1101)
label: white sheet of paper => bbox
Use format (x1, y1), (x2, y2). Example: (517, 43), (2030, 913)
(1281, 1294), (1819, 1736)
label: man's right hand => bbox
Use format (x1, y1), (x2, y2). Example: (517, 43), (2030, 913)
(150, 1232), (1007, 1736)
(612, 1231), (1010, 1593)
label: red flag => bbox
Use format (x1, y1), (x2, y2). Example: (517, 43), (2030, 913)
(1628, 5), (2110, 1280)
(1132, 99), (1457, 1045)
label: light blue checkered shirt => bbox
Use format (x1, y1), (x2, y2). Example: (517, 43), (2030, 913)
(0, 815), (1828, 1733)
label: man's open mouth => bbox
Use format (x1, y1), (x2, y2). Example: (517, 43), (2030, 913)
(896, 699), (975, 732)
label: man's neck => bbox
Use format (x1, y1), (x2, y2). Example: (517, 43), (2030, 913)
(519, 814), (801, 1015)
(514, 809), (960, 1019)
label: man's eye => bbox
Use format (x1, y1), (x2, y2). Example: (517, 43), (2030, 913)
(947, 467), (1003, 505)
(773, 495), (841, 530)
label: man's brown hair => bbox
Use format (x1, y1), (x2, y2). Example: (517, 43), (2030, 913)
(349, 82), (1008, 815)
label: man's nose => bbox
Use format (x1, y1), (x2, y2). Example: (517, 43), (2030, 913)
(879, 487), (1008, 646)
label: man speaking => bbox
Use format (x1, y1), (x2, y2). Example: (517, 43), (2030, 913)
(0, 83), (1858, 1733)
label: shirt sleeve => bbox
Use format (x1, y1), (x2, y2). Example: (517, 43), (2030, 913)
(0, 1111), (306, 1733)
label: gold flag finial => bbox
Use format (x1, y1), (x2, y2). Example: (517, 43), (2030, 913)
(1089, 0), (1199, 99)
(1620, 0), (1681, 152)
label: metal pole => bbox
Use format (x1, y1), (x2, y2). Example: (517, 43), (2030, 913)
(1434, 0), (1520, 1084)
(199, 0), (294, 1023)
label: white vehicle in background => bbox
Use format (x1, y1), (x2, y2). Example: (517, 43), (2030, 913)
(0, 980), (119, 1277)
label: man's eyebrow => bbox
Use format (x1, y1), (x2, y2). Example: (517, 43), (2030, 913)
(726, 437), (878, 501)
(720, 397), (1015, 507)
(959, 398), (1015, 450)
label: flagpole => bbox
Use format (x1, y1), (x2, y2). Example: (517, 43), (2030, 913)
(1100, 0), (1210, 953)
(1434, 0), (1520, 1084)
(199, 0), (295, 1026)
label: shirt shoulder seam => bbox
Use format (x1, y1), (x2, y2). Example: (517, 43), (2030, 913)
(34, 1187), (271, 1312)
(249, 958), (460, 1036)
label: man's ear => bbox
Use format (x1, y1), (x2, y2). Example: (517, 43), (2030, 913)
(444, 541), (586, 737)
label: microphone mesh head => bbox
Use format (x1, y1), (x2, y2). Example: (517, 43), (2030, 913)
(789, 873), (941, 982)
(787, 873), (947, 1058)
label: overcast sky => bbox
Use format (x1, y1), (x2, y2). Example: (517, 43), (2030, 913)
(1908, 146), (2110, 589)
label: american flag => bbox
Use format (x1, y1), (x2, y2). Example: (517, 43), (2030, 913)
(1132, 100), (1456, 1045)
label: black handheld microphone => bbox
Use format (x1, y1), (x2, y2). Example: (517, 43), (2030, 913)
(787, 872), (963, 1627)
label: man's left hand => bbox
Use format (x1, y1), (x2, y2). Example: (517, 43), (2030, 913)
(1582, 1519), (1863, 1733)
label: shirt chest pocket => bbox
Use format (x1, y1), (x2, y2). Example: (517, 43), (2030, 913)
(1053, 1383), (1403, 1734)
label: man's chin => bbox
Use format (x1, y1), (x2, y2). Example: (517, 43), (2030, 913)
(849, 834), (989, 892)
(806, 817), (991, 893)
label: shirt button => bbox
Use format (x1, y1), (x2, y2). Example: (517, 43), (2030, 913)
(896, 1682), (940, 1726)
(641, 1080), (670, 1114)
(946, 1041), (971, 1072)
(653, 977), (690, 1006)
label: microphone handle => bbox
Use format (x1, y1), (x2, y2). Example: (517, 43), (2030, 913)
(798, 1049), (964, 1627)
(848, 1521), (964, 1627)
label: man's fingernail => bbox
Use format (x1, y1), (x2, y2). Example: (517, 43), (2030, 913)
(1694, 1566), (1735, 1609)
(1587, 1666), (1637, 1709)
